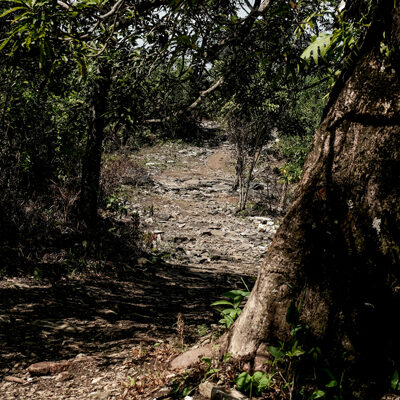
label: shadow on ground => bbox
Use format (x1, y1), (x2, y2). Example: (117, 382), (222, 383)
(0, 261), (252, 377)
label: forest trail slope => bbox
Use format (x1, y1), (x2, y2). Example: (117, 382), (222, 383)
(130, 141), (279, 276)
(0, 140), (281, 399)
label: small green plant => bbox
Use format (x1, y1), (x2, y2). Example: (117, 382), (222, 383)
(127, 376), (136, 387)
(106, 192), (129, 219)
(223, 352), (231, 363)
(211, 287), (250, 328)
(277, 134), (313, 184)
(391, 370), (400, 392)
(235, 371), (275, 398)
(161, 252), (172, 260)
(264, 301), (345, 400)
(33, 267), (43, 281)
(197, 324), (209, 337)
(201, 356), (220, 380)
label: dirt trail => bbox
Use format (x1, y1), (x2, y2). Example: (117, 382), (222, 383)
(132, 142), (279, 276)
(0, 140), (280, 399)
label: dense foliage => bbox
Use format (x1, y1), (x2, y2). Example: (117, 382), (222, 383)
(0, 0), (343, 274)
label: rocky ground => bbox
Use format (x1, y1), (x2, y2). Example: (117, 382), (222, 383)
(0, 138), (284, 399)
(130, 141), (281, 276)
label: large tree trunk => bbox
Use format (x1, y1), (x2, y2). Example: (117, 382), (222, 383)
(79, 63), (111, 230)
(222, 2), (400, 396)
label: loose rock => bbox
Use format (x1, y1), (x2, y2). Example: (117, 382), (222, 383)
(28, 360), (71, 376)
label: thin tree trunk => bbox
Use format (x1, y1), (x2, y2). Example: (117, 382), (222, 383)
(224, 3), (400, 396)
(232, 160), (240, 191)
(278, 180), (288, 212)
(236, 131), (264, 210)
(79, 63), (111, 230)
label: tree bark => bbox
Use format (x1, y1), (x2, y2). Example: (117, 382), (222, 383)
(222, 2), (400, 396)
(79, 63), (111, 230)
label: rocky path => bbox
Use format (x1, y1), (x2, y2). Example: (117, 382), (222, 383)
(131, 141), (279, 276)
(0, 140), (281, 399)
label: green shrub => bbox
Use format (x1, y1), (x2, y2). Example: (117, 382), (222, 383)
(278, 134), (313, 183)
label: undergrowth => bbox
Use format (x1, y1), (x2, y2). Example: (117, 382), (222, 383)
(0, 152), (151, 279)
(201, 290), (348, 400)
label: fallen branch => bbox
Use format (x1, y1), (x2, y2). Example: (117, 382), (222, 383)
(4, 376), (25, 384)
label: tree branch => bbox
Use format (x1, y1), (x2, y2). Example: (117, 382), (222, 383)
(258, 0), (271, 13)
(99, 0), (124, 20)
(145, 76), (224, 124)
(57, 0), (71, 10)
(187, 76), (224, 111)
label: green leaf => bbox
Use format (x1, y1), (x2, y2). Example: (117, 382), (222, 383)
(268, 345), (285, 361)
(0, 6), (26, 18)
(219, 314), (235, 328)
(301, 33), (332, 65)
(391, 370), (400, 391)
(233, 297), (242, 308)
(211, 300), (234, 307)
(207, 368), (219, 375)
(39, 41), (46, 69)
(325, 380), (338, 388)
(25, 34), (32, 50)
(75, 56), (87, 79)
(253, 372), (274, 391)
(235, 372), (251, 391)
(223, 289), (250, 298)
(0, 35), (14, 51)
(290, 325), (303, 337)
(12, 10), (33, 23)
(310, 390), (326, 399)
(221, 308), (236, 315)
(201, 357), (211, 367)
(288, 348), (305, 357)
(252, 371), (264, 383)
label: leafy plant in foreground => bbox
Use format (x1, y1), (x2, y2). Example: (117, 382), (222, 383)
(211, 286), (250, 328)
(264, 301), (345, 400)
(235, 371), (275, 398)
